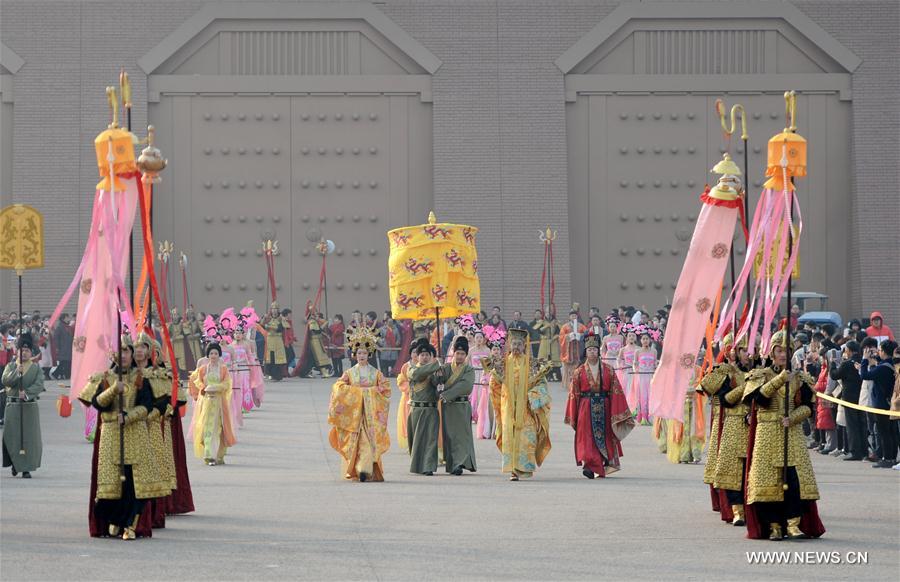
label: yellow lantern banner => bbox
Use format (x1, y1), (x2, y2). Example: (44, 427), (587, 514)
(387, 212), (480, 319)
(0, 204), (44, 275)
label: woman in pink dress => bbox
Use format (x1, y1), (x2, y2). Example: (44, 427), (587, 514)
(632, 328), (659, 425)
(468, 330), (492, 438)
(227, 330), (259, 416)
(616, 325), (639, 412)
(600, 315), (624, 369)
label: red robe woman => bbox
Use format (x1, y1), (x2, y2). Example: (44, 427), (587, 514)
(566, 334), (635, 478)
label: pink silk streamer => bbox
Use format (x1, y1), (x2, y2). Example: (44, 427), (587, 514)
(650, 199), (739, 421)
(715, 185), (802, 355)
(50, 179), (139, 439)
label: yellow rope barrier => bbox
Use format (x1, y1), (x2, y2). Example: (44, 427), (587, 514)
(814, 391), (900, 418)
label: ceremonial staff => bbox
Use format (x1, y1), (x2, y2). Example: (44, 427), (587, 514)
(0, 204), (45, 456)
(116, 309), (125, 483)
(539, 227), (557, 319)
(120, 70), (134, 302)
(716, 99), (749, 332)
(782, 90), (799, 492)
(103, 89), (127, 483)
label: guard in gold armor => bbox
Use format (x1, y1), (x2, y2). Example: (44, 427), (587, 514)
(741, 330), (825, 541)
(136, 334), (177, 528)
(262, 302), (289, 381)
(168, 308), (193, 378)
(295, 309), (333, 378)
(184, 308), (203, 368)
(699, 334), (751, 526)
(78, 338), (166, 540)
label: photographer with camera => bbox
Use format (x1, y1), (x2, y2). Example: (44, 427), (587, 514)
(859, 339), (898, 468)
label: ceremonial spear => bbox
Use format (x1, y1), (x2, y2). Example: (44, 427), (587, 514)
(105, 86), (126, 483)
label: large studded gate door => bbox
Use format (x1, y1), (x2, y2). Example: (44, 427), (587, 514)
(561, 2), (856, 315)
(154, 92), (430, 317)
(142, 5), (440, 316)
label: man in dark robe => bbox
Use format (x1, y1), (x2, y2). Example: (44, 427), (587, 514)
(406, 343), (441, 475)
(437, 336), (477, 475)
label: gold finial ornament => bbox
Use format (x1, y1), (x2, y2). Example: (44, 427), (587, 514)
(715, 99), (749, 141)
(137, 125), (167, 182)
(158, 240), (174, 262)
(712, 153), (741, 176)
(0, 205), (45, 276)
(262, 239), (279, 256)
(427, 211), (436, 225)
(106, 86), (119, 129)
(119, 69), (132, 110)
(708, 153), (742, 202)
(539, 226), (558, 245)
(784, 90), (797, 133)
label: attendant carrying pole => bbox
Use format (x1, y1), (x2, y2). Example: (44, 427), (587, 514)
(17, 275), (24, 455)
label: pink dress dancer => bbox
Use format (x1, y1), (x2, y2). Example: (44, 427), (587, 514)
(222, 351), (244, 429)
(618, 347), (637, 410)
(603, 338), (622, 368)
(468, 345), (492, 438)
(229, 342), (257, 414)
(633, 350), (657, 424)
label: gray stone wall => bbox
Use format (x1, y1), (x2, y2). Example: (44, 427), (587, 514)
(1, 0), (897, 326)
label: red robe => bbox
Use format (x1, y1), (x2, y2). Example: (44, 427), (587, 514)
(567, 362), (635, 477)
(165, 408), (195, 515)
(392, 321), (413, 376)
(708, 400), (735, 523)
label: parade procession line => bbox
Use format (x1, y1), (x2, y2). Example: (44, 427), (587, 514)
(1, 378), (898, 581)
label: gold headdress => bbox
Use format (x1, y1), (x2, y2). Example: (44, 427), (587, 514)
(767, 329), (794, 357)
(720, 333), (735, 353)
(345, 325), (378, 354)
(134, 331), (154, 349)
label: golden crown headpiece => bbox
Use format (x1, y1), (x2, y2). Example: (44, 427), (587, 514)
(345, 325), (378, 353)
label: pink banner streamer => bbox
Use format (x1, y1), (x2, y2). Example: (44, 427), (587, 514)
(650, 199), (739, 421)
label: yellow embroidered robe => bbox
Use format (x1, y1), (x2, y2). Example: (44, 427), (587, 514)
(489, 353), (551, 478)
(328, 364), (391, 481)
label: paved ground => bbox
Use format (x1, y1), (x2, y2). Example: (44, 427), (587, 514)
(1, 377), (898, 581)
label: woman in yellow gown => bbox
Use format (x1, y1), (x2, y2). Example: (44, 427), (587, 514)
(188, 343), (237, 466)
(328, 326), (391, 482)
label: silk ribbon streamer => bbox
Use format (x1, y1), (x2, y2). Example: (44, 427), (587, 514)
(716, 181), (803, 354)
(136, 178), (180, 403)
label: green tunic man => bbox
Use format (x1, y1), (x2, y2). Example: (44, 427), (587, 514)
(406, 343), (441, 475)
(437, 336), (477, 475)
(2, 334), (45, 478)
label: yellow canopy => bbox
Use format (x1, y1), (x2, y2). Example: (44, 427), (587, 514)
(387, 211), (480, 320)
